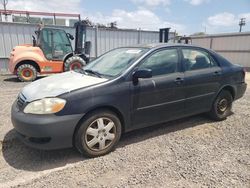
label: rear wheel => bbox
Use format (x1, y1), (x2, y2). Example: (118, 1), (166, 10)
(209, 90), (233, 121)
(17, 64), (37, 82)
(64, 56), (86, 72)
(74, 110), (122, 157)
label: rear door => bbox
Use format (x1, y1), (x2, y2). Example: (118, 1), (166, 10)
(181, 47), (222, 115)
(131, 48), (186, 128)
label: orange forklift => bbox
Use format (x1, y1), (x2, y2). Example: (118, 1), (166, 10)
(8, 21), (91, 81)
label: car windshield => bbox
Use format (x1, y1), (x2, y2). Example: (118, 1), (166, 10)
(84, 48), (149, 78)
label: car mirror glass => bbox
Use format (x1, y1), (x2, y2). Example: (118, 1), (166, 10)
(132, 69), (152, 84)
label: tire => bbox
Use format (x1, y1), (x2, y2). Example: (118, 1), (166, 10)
(74, 110), (122, 158)
(17, 64), (37, 82)
(209, 90), (233, 121)
(64, 56), (86, 72)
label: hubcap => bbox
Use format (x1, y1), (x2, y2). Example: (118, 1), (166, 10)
(85, 118), (116, 151)
(70, 62), (81, 70)
(22, 68), (33, 79)
(218, 98), (228, 113)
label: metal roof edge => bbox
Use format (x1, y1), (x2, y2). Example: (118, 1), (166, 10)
(190, 31), (250, 39)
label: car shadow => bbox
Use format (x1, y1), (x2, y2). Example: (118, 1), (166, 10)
(119, 114), (213, 147)
(3, 76), (20, 82)
(2, 114), (213, 172)
(1, 130), (84, 172)
(3, 76), (45, 82)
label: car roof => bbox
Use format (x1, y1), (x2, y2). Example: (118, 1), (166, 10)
(129, 43), (205, 50)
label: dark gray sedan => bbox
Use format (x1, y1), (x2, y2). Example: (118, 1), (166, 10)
(11, 44), (247, 157)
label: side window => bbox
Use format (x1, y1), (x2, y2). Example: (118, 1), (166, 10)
(41, 29), (53, 60)
(182, 49), (217, 71)
(139, 49), (178, 77)
(52, 30), (72, 60)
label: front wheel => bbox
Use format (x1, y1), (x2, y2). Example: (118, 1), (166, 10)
(209, 90), (233, 121)
(74, 110), (122, 157)
(64, 56), (86, 72)
(17, 64), (37, 82)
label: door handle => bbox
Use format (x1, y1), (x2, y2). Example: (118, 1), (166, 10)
(213, 71), (221, 76)
(174, 77), (184, 84)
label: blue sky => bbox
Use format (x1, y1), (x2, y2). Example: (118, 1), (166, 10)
(6, 0), (250, 35)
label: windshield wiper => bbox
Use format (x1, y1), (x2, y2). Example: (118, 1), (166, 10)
(84, 69), (102, 78)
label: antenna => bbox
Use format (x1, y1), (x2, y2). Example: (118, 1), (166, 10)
(239, 18), (246, 32)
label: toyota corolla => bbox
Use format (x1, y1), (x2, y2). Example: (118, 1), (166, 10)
(11, 44), (247, 157)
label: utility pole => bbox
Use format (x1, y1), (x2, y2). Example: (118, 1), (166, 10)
(1, 0), (8, 22)
(239, 18), (246, 32)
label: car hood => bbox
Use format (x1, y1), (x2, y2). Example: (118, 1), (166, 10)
(21, 71), (108, 102)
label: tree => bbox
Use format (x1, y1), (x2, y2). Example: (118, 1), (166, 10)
(190, 32), (206, 36)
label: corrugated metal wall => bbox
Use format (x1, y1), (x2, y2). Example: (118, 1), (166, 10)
(0, 22), (167, 72)
(191, 32), (250, 67)
(86, 28), (160, 57)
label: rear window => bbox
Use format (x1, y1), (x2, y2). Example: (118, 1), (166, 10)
(182, 49), (218, 71)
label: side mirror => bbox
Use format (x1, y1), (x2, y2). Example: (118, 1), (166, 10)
(132, 69), (152, 84)
(84, 41), (91, 55)
(32, 35), (36, 46)
(67, 33), (74, 40)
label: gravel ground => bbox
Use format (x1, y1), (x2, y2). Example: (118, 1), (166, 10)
(0, 73), (249, 188)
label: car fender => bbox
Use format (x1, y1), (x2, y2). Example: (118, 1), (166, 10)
(14, 51), (44, 65)
(11, 48), (46, 71)
(212, 84), (236, 106)
(63, 52), (74, 62)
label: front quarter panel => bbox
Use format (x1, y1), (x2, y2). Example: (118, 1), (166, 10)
(58, 78), (132, 131)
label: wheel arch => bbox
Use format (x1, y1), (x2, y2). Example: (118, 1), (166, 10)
(72, 105), (125, 147)
(209, 85), (236, 112)
(63, 52), (74, 63)
(219, 85), (236, 100)
(78, 54), (89, 63)
(15, 60), (41, 73)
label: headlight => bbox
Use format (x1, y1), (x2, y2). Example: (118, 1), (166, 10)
(24, 98), (66, 114)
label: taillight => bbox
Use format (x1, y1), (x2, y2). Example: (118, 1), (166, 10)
(242, 67), (246, 81)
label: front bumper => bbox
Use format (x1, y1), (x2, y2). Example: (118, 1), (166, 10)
(11, 101), (83, 150)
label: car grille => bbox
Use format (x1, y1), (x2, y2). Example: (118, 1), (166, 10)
(17, 93), (26, 109)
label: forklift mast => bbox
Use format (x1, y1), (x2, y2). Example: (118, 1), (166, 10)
(159, 28), (170, 43)
(74, 21), (87, 54)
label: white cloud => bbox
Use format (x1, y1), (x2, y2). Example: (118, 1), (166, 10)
(203, 12), (250, 33)
(131, 0), (171, 7)
(239, 13), (250, 22)
(133, 0), (209, 6)
(85, 8), (185, 32)
(4, 0), (185, 33)
(206, 12), (250, 27)
(207, 12), (237, 27)
(6, 0), (81, 14)
(185, 0), (209, 6)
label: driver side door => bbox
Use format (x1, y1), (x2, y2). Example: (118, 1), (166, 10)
(39, 29), (72, 73)
(130, 48), (186, 129)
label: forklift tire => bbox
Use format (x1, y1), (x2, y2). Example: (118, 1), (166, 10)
(64, 56), (86, 72)
(17, 64), (37, 82)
